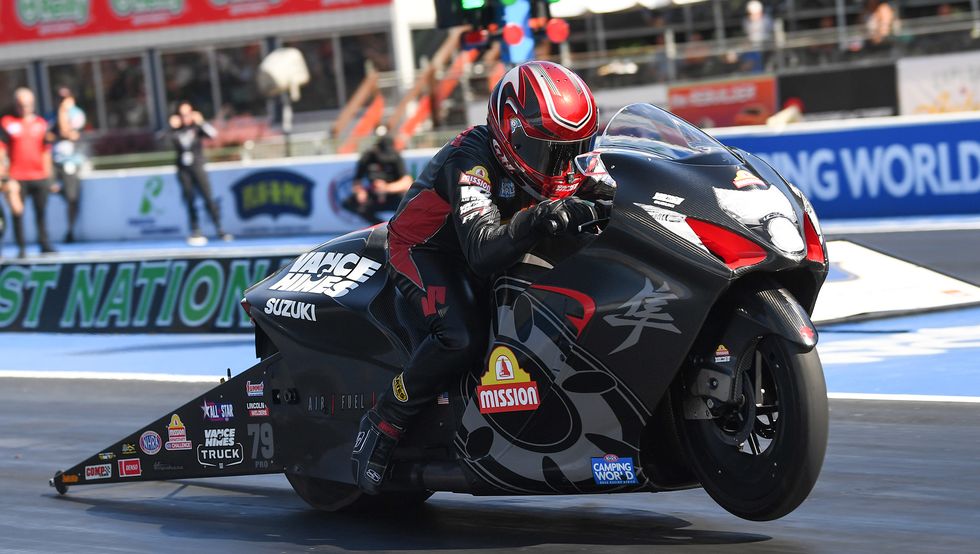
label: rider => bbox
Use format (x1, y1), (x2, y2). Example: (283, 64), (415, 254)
(351, 61), (600, 493)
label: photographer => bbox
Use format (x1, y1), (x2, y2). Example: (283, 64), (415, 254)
(48, 87), (87, 243)
(169, 101), (231, 245)
(343, 132), (412, 225)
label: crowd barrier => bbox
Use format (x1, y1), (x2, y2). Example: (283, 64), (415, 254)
(4, 111), (980, 248)
(2, 150), (438, 245)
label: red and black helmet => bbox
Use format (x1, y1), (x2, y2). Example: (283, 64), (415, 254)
(488, 61), (598, 199)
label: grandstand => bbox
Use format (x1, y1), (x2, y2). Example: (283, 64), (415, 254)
(1, 0), (977, 169)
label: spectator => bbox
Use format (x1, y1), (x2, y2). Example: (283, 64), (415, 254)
(864, 0), (899, 48)
(0, 87), (56, 258)
(742, 0), (773, 72)
(169, 101), (231, 245)
(680, 32), (713, 79)
(48, 87), (86, 243)
(343, 130), (412, 225)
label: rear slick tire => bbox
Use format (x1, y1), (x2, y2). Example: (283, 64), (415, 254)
(676, 335), (828, 521)
(286, 473), (433, 512)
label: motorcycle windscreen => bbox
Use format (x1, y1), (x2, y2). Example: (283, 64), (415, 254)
(597, 103), (742, 166)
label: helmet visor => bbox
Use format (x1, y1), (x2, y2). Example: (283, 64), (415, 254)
(512, 125), (595, 178)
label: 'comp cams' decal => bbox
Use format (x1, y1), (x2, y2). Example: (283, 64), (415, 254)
(84, 464), (111, 481)
(476, 346), (540, 414)
(269, 252), (381, 298)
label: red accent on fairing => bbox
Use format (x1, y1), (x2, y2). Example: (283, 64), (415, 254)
(803, 213), (825, 264)
(529, 284), (597, 337)
(388, 190), (451, 289)
(686, 218), (768, 270)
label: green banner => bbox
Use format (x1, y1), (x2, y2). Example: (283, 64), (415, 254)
(0, 252), (299, 333)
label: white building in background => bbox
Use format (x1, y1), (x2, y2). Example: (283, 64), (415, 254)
(0, 1), (434, 139)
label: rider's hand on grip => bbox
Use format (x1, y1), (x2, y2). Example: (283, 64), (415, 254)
(563, 197), (600, 234)
(531, 197), (599, 236)
(531, 199), (572, 236)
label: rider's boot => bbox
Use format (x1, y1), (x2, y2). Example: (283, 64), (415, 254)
(350, 409), (404, 495)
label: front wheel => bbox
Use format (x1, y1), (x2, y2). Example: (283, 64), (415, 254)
(286, 472), (433, 512)
(675, 335), (828, 521)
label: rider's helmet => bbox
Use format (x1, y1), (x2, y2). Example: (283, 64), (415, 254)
(487, 61), (598, 199)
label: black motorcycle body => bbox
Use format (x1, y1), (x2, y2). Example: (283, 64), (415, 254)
(53, 104), (829, 521)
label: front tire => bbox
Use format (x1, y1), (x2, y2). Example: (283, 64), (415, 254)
(286, 473), (433, 512)
(676, 335), (828, 521)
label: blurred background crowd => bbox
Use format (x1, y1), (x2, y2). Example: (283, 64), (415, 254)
(1, 0), (979, 253)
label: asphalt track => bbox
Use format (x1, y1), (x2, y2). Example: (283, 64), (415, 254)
(2, 225), (979, 552)
(1, 378), (978, 553)
(834, 228), (980, 286)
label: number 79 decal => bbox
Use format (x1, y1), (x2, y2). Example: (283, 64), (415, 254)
(247, 423), (274, 468)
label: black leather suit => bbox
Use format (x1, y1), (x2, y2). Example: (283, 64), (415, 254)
(376, 125), (541, 426)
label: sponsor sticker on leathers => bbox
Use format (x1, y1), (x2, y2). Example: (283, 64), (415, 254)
(392, 373), (409, 403)
(459, 165), (492, 192)
(476, 346), (540, 414)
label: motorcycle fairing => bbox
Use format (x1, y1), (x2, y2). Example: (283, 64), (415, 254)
(454, 276), (653, 494)
(451, 232), (727, 494)
(448, 146), (827, 496)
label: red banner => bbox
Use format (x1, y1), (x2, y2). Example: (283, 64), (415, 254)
(0, 0), (391, 45)
(668, 75), (778, 128)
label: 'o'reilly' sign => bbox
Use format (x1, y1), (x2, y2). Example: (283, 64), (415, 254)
(231, 170), (314, 220)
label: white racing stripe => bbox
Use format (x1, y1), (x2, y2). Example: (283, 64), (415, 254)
(0, 370), (221, 383)
(828, 392), (980, 404)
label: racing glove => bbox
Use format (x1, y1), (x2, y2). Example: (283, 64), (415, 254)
(531, 197), (599, 236)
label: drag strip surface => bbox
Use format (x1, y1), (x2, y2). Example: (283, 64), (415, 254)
(831, 229), (980, 286)
(1, 378), (978, 553)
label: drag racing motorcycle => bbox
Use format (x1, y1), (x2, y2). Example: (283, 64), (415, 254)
(52, 103), (829, 521)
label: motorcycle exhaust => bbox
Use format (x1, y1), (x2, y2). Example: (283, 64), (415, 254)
(388, 461), (472, 493)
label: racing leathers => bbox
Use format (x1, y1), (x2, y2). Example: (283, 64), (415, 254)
(351, 125), (597, 493)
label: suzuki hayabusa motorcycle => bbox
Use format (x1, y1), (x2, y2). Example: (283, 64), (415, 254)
(52, 103), (829, 521)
